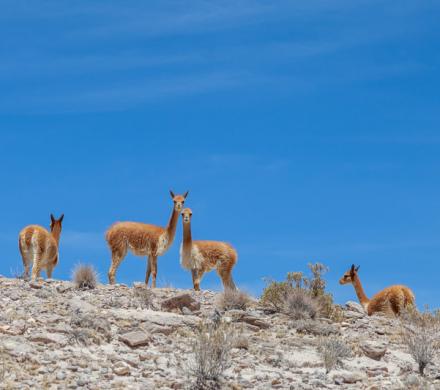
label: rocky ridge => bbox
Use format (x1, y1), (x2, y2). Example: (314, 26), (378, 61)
(0, 276), (439, 389)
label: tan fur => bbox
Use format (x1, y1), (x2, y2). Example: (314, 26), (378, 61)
(106, 191), (188, 287)
(18, 214), (64, 281)
(339, 264), (415, 316)
(180, 208), (237, 291)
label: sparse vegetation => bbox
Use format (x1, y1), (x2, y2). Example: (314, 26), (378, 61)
(261, 262), (338, 320)
(401, 307), (440, 376)
(217, 289), (251, 311)
(294, 319), (339, 336)
(69, 310), (111, 345)
(232, 325), (249, 350)
(133, 286), (154, 309)
(0, 347), (5, 381)
(72, 264), (98, 289)
(318, 336), (352, 373)
(187, 319), (234, 389)
(284, 288), (319, 320)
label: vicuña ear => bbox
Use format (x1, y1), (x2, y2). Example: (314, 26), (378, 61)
(50, 214), (55, 223)
(59, 214), (64, 223)
(169, 190), (175, 199)
(183, 191), (189, 199)
(350, 264), (355, 272)
(355, 265), (360, 272)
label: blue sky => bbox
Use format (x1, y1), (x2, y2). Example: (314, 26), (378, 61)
(1, 1), (439, 308)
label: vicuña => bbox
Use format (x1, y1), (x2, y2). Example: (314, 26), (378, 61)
(106, 190), (188, 287)
(180, 208), (237, 291)
(19, 214), (64, 281)
(339, 264), (415, 316)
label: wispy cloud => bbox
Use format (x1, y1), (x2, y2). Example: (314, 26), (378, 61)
(0, 0), (435, 114)
(0, 52), (202, 79)
(3, 71), (246, 114)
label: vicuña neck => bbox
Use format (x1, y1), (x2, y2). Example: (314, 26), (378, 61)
(182, 222), (192, 260)
(51, 227), (62, 246)
(165, 207), (179, 242)
(352, 274), (369, 307)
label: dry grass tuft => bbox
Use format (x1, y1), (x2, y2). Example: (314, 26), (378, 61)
(69, 311), (111, 345)
(232, 325), (249, 350)
(72, 264), (98, 289)
(217, 290), (251, 311)
(318, 336), (352, 373)
(133, 286), (154, 309)
(187, 319), (234, 389)
(401, 307), (440, 376)
(284, 288), (319, 320)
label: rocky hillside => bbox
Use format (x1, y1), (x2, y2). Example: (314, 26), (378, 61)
(0, 276), (439, 389)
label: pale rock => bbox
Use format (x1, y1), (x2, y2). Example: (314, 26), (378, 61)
(344, 310), (365, 320)
(360, 341), (387, 361)
(68, 296), (96, 313)
(332, 370), (366, 384)
(29, 332), (68, 346)
(29, 282), (43, 289)
(161, 293), (201, 312)
(345, 301), (366, 314)
(119, 331), (150, 348)
(109, 309), (198, 327)
(113, 362), (130, 376)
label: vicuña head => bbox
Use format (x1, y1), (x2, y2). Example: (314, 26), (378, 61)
(339, 263), (415, 316)
(19, 213), (64, 281)
(50, 213), (64, 234)
(339, 264), (359, 285)
(181, 207), (192, 224)
(170, 190), (188, 212)
(106, 190), (188, 287)
(180, 207), (237, 291)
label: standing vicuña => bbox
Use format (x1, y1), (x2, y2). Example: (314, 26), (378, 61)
(106, 190), (188, 287)
(19, 214), (64, 281)
(339, 264), (415, 316)
(180, 208), (237, 291)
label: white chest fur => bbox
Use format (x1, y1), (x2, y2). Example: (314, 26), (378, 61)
(180, 243), (204, 270)
(156, 232), (169, 256)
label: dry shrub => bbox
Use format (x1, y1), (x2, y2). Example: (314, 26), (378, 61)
(133, 286), (154, 309)
(232, 334), (249, 350)
(318, 336), (352, 373)
(232, 325), (249, 350)
(72, 264), (98, 289)
(401, 307), (440, 376)
(261, 263), (337, 320)
(284, 288), (319, 320)
(217, 290), (251, 311)
(187, 320), (234, 389)
(295, 319), (339, 336)
(69, 310), (111, 345)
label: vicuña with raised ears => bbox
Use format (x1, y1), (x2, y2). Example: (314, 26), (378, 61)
(339, 264), (415, 316)
(106, 190), (188, 287)
(180, 208), (237, 291)
(19, 214), (64, 281)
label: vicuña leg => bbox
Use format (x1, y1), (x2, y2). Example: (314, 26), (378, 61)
(145, 256), (152, 286)
(191, 268), (203, 291)
(19, 242), (31, 279)
(150, 256), (158, 288)
(46, 265), (54, 279)
(31, 253), (42, 282)
(108, 247), (127, 285)
(217, 266), (236, 291)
